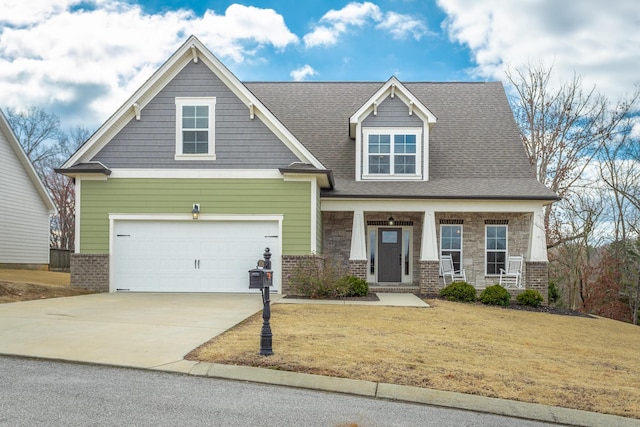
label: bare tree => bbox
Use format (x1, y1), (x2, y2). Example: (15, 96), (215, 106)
(505, 64), (639, 248)
(599, 126), (640, 324)
(5, 106), (66, 178)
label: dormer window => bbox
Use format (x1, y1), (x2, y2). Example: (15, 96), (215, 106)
(363, 128), (422, 179)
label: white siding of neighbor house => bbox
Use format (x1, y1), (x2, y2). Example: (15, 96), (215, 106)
(0, 124), (51, 265)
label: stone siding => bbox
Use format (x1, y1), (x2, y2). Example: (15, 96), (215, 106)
(321, 211), (353, 270)
(70, 253), (109, 292)
(435, 212), (530, 289)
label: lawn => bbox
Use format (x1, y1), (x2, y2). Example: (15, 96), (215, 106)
(0, 269), (91, 303)
(187, 299), (640, 419)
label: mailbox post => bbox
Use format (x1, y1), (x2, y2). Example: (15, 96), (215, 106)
(248, 248), (274, 356)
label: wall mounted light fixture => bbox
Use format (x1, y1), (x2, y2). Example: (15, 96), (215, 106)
(192, 203), (200, 220)
(388, 216), (395, 226)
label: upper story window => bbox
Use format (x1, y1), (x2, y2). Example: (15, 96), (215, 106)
(175, 97), (216, 160)
(363, 128), (421, 179)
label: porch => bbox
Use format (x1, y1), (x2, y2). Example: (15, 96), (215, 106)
(320, 201), (550, 301)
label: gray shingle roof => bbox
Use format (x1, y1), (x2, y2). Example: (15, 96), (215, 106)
(245, 81), (558, 201)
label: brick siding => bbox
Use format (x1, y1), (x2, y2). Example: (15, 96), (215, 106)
(70, 253), (109, 292)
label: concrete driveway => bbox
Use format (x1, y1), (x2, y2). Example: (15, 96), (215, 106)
(0, 292), (272, 369)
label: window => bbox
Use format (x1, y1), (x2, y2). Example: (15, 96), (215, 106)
(175, 97), (216, 160)
(440, 225), (462, 271)
(363, 128), (421, 178)
(486, 225), (507, 275)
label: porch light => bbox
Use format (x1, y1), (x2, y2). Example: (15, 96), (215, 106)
(192, 204), (200, 220)
(388, 216), (395, 226)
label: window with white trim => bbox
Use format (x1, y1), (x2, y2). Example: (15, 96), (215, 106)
(175, 97), (216, 160)
(363, 128), (421, 178)
(486, 224), (507, 275)
(440, 224), (463, 272)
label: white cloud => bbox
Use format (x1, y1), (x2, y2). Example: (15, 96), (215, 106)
(290, 65), (317, 81)
(437, 0), (640, 101)
(0, 2), (298, 128)
(303, 2), (427, 48)
(376, 12), (428, 40)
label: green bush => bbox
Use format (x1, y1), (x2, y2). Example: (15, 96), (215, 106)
(288, 256), (349, 299)
(439, 281), (476, 303)
(517, 289), (544, 307)
(337, 275), (369, 297)
(548, 281), (560, 304)
(479, 285), (511, 307)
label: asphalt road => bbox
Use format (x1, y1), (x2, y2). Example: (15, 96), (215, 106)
(0, 356), (562, 427)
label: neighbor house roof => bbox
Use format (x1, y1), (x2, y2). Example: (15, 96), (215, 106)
(245, 81), (558, 201)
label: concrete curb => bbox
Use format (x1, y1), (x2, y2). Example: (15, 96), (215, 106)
(176, 362), (639, 427)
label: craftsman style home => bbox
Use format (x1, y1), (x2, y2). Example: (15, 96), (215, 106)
(58, 36), (557, 299)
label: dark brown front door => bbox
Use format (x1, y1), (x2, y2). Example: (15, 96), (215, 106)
(378, 228), (402, 282)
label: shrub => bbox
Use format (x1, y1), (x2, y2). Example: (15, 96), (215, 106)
(337, 275), (369, 297)
(288, 256), (349, 298)
(479, 285), (511, 307)
(548, 281), (560, 304)
(517, 289), (544, 307)
(439, 281), (476, 303)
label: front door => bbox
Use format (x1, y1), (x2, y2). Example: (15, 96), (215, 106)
(378, 228), (402, 282)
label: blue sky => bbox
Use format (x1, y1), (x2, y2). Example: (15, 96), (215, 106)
(1, 1), (638, 130)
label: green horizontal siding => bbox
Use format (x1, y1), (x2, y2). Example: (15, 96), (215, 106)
(80, 178), (312, 255)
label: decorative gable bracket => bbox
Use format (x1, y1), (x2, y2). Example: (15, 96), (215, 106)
(349, 76), (437, 138)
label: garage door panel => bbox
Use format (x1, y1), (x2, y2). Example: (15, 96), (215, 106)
(113, 220), (280, 293)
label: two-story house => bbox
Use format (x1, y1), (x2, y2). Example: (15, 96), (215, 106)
(58, 36), (557, 300)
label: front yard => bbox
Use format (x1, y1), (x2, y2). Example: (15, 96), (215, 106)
(187, 299), (640, 420)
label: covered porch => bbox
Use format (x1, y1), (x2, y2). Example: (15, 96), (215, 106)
(321, 199), (550, 301)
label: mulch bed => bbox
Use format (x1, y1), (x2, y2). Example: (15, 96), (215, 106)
(285, 292), (595, 318)
(283, 293), (380, 301)
(504, 302), (596, 318)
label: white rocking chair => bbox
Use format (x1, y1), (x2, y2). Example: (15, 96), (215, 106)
(440, 254), (466, 285)
(499, 255), (524, 288)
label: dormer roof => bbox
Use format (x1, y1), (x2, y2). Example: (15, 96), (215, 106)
(349, 76), (437, 138)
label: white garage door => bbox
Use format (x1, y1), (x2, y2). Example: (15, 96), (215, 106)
(112, 220), (280, 293)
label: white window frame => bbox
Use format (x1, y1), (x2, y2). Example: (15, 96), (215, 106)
(175, 97), (216, 160)
(362, 127), (422, 180)
(485, 224), (508, 276)
(440, 224), (463, 272)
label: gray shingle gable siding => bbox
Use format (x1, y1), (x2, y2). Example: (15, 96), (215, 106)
(361, 96), (424, 127)
(92, 61), (300, 169)
(245, 81), (557, 200)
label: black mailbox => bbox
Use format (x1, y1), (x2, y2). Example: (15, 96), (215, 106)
(249, 269), (264, 289)
(249, 268), (273, 289)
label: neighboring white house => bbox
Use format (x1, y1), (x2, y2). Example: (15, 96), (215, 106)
(0, 108), (55, 269)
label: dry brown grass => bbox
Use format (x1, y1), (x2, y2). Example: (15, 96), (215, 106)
(187, 299), (640, 419)
(0, 269), (91, 303)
